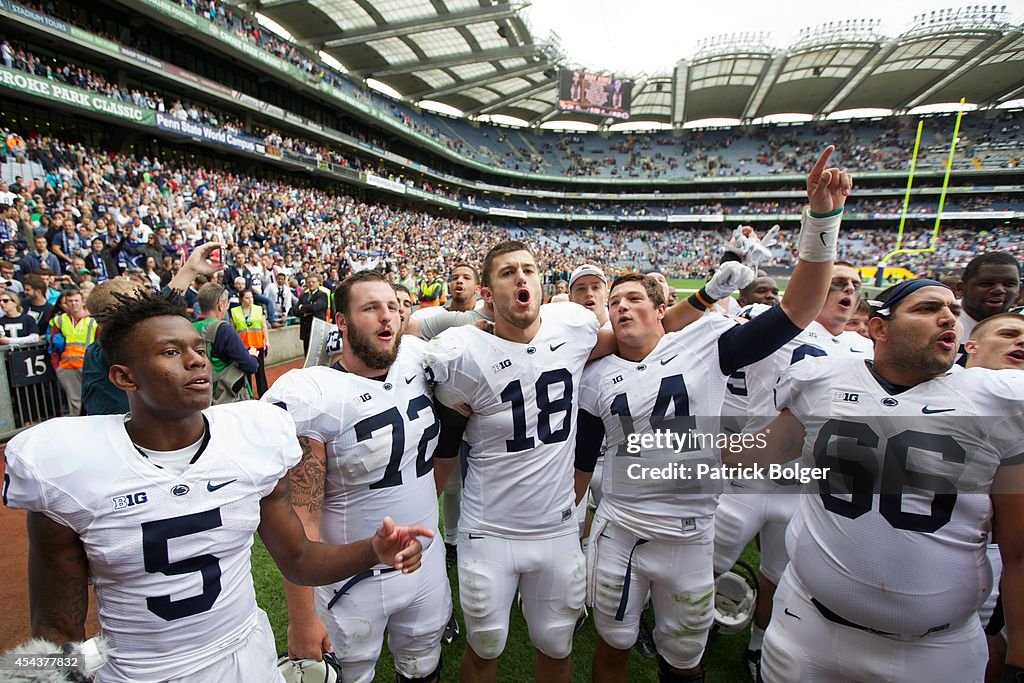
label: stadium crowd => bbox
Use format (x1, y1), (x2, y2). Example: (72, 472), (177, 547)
(2, 128), (1022, 297)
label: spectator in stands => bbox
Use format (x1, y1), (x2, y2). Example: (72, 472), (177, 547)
(265, 271), (295, 324)
(296, 273), (328, 354)
(0, 260), (22, 295)
(230, 288), (269, 397)
(193, 282), (258, 397)
(140, 255), (162, 292)
(84, 237), (118, 283)
(51, 219), (84, 273)
(48, 288), (95, 416)
(0, 292), (41, 345)
(21, 274), (54, 331)
(20, 235), (60, 276)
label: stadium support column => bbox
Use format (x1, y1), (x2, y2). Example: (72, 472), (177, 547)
(672, 60), (688, 128)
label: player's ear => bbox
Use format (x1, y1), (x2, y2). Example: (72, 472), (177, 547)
(108, 363), (137, 393)
(867, 315), (887, 342)
(953, 278), (965, 298)
(655, 302), (667, 321)
(963, 338), (978, 355)
(480, 285), (493, 303)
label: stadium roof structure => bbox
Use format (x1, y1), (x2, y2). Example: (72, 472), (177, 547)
(250, 1), (1024, 126)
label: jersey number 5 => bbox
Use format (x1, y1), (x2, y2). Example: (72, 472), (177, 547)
(142, 509), (223, 621)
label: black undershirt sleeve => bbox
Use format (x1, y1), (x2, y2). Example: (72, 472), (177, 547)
(574, 409), (606, 473)
(717, 304), (802, 376)
(434, 403), (469, 459)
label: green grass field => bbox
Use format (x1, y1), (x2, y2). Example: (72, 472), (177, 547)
(252, 534), (762, 681)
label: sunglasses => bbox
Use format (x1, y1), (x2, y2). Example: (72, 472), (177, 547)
(0, 298), (11, 303)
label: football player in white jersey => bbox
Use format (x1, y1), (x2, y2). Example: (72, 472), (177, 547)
(737, 275), (780, 308)
(575, 145), (853, 683)
(954, 251), (1021, 366)
(964, 312), (1024, 683)
(732, 279), (1024, 683)
(568, 263), (610, 546)
(438, 264), (480, 571)
(714, 261), (872, 679)
(424, 237), (742, 682)
(3, 290), (431, 683)
(264, 271), (450, 683)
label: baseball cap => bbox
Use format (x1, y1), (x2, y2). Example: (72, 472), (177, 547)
(75, 268), (91, 275)
(569, 264), (606, 289)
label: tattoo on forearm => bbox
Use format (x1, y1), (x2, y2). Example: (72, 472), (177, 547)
(289, 437), (326, 513)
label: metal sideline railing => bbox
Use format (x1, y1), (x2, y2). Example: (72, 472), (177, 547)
(0, 341), (66, 442)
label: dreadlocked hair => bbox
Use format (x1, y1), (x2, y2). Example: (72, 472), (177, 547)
(95, 290), (190, 366)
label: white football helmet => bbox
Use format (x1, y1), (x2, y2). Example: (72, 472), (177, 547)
(713, 562), (758, 635)
(277, 653), (341, 683)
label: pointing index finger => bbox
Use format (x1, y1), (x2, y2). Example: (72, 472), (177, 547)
(807, 145), (835, 185)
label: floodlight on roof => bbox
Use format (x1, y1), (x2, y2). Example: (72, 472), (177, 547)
(694, 32), (773, 60)
(907, 5), (1011, 35)
(792, 19), (882, 50)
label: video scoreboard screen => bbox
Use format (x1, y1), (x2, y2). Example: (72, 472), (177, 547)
(557, 68), (632, 119)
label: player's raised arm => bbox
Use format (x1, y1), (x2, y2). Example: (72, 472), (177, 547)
(780, 145), (852, 328)
(26, 512), (90, 644)
(257, 476), (433, 585)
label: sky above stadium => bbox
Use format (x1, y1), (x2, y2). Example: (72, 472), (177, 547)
(523, 0), (1024, 75)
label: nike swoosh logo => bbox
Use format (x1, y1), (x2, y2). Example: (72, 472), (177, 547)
(207, 479), (237, 492)
(405, 376), (416, 384)
(550, 341), (567, 351)
(784, 607), (801, 620)
(468, 534), (484, 540)
(660, 354), (678, 365)
(849, 348), (865, 353)
(819, 232), (828, 246)
(922, 406), (955, 414)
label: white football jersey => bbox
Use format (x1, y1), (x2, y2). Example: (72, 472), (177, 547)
(579, 314), (738, 541)
(425, 301), (598, 538)
(3, 403), (301, 683)
(778, 359), (1024, 635)
(723, 320), (873, 424)
(263, 337), (439, 559)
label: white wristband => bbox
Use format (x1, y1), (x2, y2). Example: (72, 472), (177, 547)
(797, 207), (842, 262)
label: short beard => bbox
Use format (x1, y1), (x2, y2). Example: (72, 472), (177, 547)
(346, 323), (401, 370)
(890, 334), (955, 378)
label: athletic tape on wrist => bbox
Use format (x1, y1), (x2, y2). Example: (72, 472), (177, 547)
(797, 206), (842, 262)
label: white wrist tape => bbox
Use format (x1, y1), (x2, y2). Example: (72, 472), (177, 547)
(797, 207), (842, 262)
